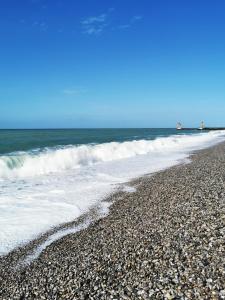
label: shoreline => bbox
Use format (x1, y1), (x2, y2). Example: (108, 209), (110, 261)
(0, 153), (189, 264)
(1, 142), (225, 299)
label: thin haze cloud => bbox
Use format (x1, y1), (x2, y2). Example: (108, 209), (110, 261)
(81, 11), (143, 35)
(63, 88), (87, 95)
(20, 5), (142, 36)
(32, 21), (48, 31)
(118, 15), (143, 30)
(131, 15), (143, 22)
(81, 13), (108, 35)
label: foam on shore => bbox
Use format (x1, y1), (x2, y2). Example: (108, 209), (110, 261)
(0, 130), (225, 255)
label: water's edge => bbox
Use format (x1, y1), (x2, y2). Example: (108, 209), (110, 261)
(0, 145), (204, 267)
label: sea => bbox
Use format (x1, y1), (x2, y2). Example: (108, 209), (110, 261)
(1, 128), (225, 256)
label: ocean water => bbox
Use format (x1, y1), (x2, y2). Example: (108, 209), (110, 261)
(0, 128), (225, 255)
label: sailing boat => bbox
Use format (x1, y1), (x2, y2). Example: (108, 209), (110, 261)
(199, 121), (205, 130)
(176, 122), (182, 130)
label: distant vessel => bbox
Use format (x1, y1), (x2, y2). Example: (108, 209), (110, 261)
(198, 121), (205, 130)
(176, 121), (225, 131)
(176, 122), (182, 130)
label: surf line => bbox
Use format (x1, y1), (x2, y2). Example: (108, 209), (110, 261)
(18, 201), (110, 268)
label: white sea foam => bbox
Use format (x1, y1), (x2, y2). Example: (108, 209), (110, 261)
(22, 221), (91, 265)
(21, 201), (110, 265)
(0, 130), (224, 179)
(0, 131), (225, 255)
(122, 185), (137, 193)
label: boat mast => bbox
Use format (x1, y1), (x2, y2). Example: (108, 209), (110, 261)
(199, 121), (205, 130)
(176, 122), (182, 130)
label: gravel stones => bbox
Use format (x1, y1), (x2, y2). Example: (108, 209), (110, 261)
(0, 143), (225, 299)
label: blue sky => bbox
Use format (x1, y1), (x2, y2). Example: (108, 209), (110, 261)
(0, 0), (225, 128)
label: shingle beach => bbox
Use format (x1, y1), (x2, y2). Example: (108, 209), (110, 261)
(0, 142), (225, 299)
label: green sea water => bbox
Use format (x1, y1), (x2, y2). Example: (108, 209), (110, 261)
(0, 128), (198, 155)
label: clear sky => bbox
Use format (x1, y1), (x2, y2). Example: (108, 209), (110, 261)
(0, 0), (225, 128)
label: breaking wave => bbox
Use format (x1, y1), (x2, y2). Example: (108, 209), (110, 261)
(0, 131), (224, 179)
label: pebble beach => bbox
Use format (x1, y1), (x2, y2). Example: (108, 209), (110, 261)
(0, 142), (225, 300)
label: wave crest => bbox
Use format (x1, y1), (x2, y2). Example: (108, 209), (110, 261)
(0, 131), (224, 179)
